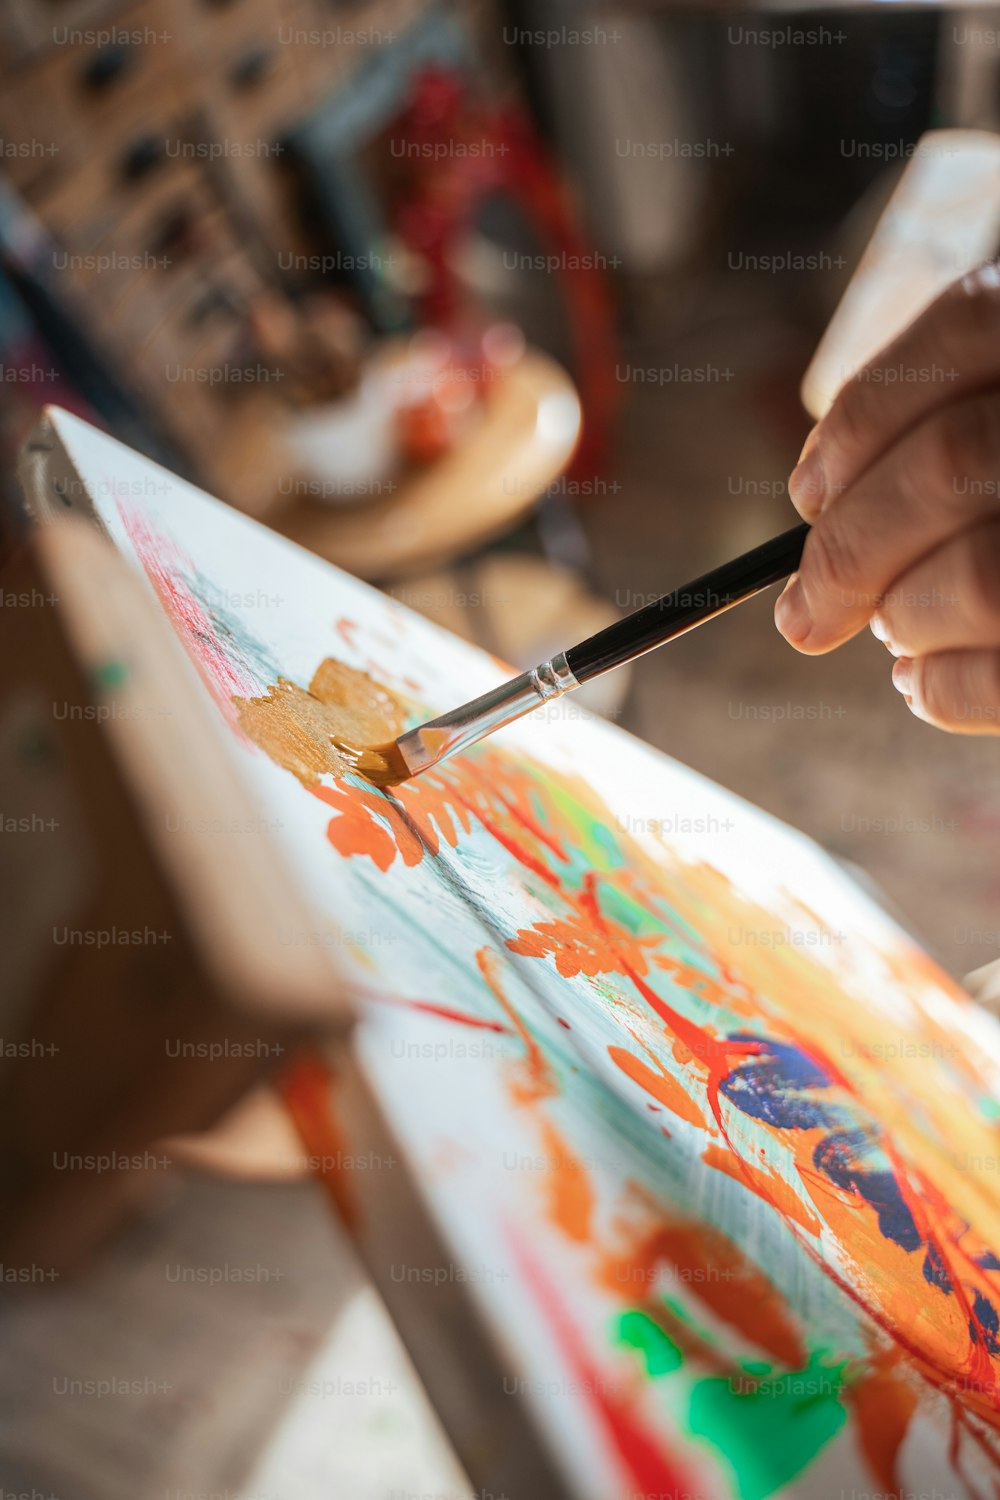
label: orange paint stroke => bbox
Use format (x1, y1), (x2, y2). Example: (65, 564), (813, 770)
(703, 1142), (822, 1236)
(608, 1043), (706, 1130)
(312, 782), (423, 869)
(477, 946), (557, 1103)
(600, 1214), (806, 1368)
(509, 910), (661, 981)
(540, 1117), (594, 1243)
(279, 1052), (358, 1230)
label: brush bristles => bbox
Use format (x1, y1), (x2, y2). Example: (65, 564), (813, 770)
(335, 737), (410, 788)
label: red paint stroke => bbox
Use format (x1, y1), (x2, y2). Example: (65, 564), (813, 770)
(507, 1224), (699, 1499)
(359, 988), (513, 1033)
(579, 873), (763, 1073)
(119, 506), (258, 719)
(445, 784), (562, 890)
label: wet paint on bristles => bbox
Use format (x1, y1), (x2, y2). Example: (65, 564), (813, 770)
(333, 736), (411, 788)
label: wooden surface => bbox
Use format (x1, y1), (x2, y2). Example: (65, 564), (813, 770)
(0, 1171), (473, 1500)
(0, 445), (352, 1270)
(273, 349), (582, 580)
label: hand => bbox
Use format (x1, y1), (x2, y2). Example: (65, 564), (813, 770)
(776, 261), (1000, 734)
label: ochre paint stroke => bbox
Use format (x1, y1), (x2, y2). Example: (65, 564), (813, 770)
(279, 1052), (359, 1231)
(608, 1043), (707, 1130)
(236, 658), (407, 785)
(702, 1143), (822, 1237)
(507, 1224), (702, 1500)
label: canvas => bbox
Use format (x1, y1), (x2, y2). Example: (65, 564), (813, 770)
(38, 407), (1000, 1500)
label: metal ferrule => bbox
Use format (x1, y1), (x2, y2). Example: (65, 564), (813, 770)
(397, 652), (580, 777)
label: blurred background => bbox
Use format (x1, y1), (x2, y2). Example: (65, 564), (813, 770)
(3, 3), (1000, 1497)
(2, 0), (997, 975)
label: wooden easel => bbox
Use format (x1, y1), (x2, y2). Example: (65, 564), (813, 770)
(0, 513), (352, 1270)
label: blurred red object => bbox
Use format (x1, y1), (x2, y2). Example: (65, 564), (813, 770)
(387, 65), (617, 482)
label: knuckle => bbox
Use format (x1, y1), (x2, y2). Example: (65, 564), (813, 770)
(914, 655), (957, 725)
(963, 524), (1000, 634)
(803, 512), (868, 613)
(826, 377), (878, 463)
(919, 650), (1000, 728)
(941, 264), (1000, 354)
(969, 650), (1000, 715)
(922, 396), (1000, 499)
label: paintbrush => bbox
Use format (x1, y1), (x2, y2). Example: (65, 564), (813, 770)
(344, 521), (810, 788)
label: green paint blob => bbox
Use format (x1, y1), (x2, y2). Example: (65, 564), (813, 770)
(687, 1350), (848, 1500)
(617, 1309), (683, 1377)
(94, 658), (129, 689)
(542, 780), (624, 873)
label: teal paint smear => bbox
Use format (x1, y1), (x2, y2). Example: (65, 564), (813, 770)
(591, 820), (623, 867)
(187, 564), (283, 689)
(537, 778), (625, 875)
(687, 1350), (848, 1500)
(617, 1310), (683, 1377)
(600, 881), (666, 937)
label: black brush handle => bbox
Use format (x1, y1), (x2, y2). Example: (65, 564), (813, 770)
(565, 522), (810, 684)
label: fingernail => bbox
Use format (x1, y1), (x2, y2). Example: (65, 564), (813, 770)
(775, 575), (811, 645)
(891, 658), (913, 695)
(788, 446), (826, 519)
(871, 616), (904, 656)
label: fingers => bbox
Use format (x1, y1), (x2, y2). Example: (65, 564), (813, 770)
(892, 649), (1000, 734)
(871, 519), (1000, 657)
(775, 387), (1000, 653)
(790, 262), (1000, 519)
